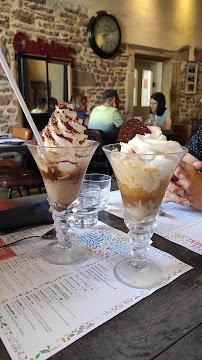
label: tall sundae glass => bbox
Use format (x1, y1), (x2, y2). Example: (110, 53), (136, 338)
(27, 102), (98, 265)
(103, 120), (188, 288)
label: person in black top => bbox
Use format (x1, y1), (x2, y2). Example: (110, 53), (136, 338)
(163, 124), (202, 210)
(185, 124), (202, 161)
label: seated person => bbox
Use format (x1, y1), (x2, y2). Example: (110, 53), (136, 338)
(70, 94), (89, 126)
(87, 89), (124, 144)
(49, 97), (58, 116)
(31, 98), (47, 114)
(163, 124), (202, 210)
(149, 92), (172, 130)
(185, 123), (202, 161)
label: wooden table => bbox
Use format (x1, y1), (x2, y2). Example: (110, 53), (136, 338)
(0, 142), (27, 154)
(0, 194), (201, 360)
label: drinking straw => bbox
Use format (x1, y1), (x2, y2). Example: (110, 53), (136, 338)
(0, 45), (46, 154)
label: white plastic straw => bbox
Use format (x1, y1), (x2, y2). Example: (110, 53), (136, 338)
(0, 48), (45, 151)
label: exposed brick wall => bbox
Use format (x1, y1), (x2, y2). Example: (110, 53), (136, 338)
(0, 0), (201, 135)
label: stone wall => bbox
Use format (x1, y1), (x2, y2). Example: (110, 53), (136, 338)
(0, 0), (201, 135)
(171, 49), (202, 134)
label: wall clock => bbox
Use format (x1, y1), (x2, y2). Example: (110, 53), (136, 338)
(87, 11), (121, 59)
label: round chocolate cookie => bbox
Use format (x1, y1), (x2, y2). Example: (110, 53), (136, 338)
(118, 118), (151, 143)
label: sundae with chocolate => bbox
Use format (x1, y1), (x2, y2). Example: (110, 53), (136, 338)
(32, 102), (94, 207)
(109, 118), (184, 221)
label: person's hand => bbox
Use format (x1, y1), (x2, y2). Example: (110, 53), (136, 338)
(183, 152), (202, 168)
(163, 160), (202, 210)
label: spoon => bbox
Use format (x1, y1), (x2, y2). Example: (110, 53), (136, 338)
(0, 228), (56, 249)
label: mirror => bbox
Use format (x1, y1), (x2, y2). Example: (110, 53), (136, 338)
(16, 53), (72, 130)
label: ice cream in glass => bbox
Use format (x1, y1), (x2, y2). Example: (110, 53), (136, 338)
(27, 102), (98, 265)
(103, 119), (188, 288)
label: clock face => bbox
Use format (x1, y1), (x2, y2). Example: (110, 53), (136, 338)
(87, 11), (121, 58)
(94, 16), (120, 54)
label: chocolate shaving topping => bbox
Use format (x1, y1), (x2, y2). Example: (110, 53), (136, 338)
(118, 118), (151, 143)
(79, 138), (86, 145)
(58, 101), (68, 109)
(62, 120), (77, 133)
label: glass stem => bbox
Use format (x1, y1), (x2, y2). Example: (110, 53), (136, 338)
(128, 222), (156, 267)
(50, 206), (74, 248)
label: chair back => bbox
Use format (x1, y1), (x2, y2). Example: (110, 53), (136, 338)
(173, 124), (192, 146)
(12, 127), (32, 141)
(84, 129), (112, 174)
(30, 113), (50, 131)
(84, 129), (105, 156)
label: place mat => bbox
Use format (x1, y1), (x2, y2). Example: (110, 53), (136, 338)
(0, 221), (192, 360)
(107, 190), (202, 255)
(0, 200), (53, 233)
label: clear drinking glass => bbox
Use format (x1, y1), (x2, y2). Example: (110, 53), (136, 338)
(26, 140), (99, 265)
(146, 114), (158, 126)
(83, 173), (111, 210)
(103, 144), (188, 288)
(71, 183), (101, 228)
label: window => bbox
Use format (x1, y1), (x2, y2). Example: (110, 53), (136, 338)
(141, 69), (153, 106)
(133, 69), (138, 106)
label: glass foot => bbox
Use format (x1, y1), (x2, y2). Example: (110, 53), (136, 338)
(114, 257), (165, 289)
(41, 241), (88, 265)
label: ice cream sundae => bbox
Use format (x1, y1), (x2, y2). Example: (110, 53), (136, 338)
(28, 102), (96, 208)
(107, 119), (185, 221)
(103, 119), (187, 288)
(26, 102), (98, 265)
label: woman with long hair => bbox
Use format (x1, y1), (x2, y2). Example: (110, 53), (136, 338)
(70, 94), (89, 126)
(149, 92), (172, 130)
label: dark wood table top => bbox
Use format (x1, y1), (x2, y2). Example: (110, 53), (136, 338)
(0, 194), (201, 360)
(0, 143), (27, 153)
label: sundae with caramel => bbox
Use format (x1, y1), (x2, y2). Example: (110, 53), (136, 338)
(26, 103), (98, 265)
(103, 119), (187, 288)
(28, 102), (96, 208)
(107, 119), (184, 221)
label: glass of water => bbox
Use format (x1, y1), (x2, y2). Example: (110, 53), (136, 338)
(83, 173), (111, 210)
(146, 114), (159, 126)
(71, 183), (101, 228)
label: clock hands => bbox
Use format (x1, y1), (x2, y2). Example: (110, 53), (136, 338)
(102, 30), (118, 37)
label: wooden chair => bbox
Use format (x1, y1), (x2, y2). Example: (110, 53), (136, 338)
(84, 129), (112, 175)
(0, 169), (44, 199)
(12, 126), (32, 141)
(0, 127), (33, 168)
(0, 127), (44, 199)
(173, 124), (192, 146)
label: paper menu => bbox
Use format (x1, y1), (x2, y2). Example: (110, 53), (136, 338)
(107, 190), (202, 255)
(0, 221), (192, 360)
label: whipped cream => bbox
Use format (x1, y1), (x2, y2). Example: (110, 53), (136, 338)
(109, 126), (185, 197)
(120, 126), (181, 154)
(42, 102), (89, 147)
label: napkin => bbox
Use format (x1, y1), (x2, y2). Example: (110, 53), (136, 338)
(0, 200), (53, 233)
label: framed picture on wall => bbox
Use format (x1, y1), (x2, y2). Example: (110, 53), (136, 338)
(185, 61), (198, 94)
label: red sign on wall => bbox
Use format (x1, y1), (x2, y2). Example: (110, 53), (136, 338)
(13, 32), (73, 59)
